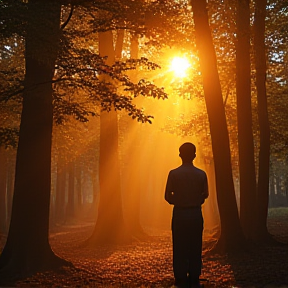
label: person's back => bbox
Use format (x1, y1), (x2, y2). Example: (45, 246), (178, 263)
(165, 163), (208, 208)
(165, 142), (208, 288)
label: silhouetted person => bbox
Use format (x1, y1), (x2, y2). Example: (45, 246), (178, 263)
(165, 142), (209, 288)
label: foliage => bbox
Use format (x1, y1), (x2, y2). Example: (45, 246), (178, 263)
(0, 0), (27, 40)
(0, 0), (171, 151)
(0, 31), (24, 148)
(0, 128), (19, 149)
(1, 0), (288, 186)
(156, 0), (288, 183)
(266, 0), (288, 160)
(156, 1), (239, 163)
(54, 37), (167, 123)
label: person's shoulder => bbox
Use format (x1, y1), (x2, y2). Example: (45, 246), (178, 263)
(193, 165), (207, 176)
(169, 166), (182, 174)
(193, 165), (204, 172)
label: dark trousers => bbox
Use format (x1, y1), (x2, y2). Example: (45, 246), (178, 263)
(172, 206), (203, 285)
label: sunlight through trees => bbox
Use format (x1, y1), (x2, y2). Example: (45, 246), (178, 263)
(170, 56), (191, 78)
(0, 0), (288, 285)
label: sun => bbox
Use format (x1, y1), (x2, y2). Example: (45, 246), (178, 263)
(170, 56), (191, 78)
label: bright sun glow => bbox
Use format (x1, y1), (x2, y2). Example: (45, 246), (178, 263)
(170, 56), (191, 78)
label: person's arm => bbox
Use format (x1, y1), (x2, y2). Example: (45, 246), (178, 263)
(200, 173), (209, 204)
(202, 173), (209, 201)
(165, 171), (175, 205)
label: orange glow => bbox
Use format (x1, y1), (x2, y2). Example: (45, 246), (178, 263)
(170, 56), (191, 78)
(49, 50), (220, 244)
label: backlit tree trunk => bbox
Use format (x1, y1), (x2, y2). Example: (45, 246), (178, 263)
(236, 0), (257, 239)
(115, 25), (124, 59)
(55, 163), (66, 224)
(254, 0), (271, 241)
(75, 164), (83, 214)
(0, 1), (69, 280)
(123, 34), (146, 237)
(190, 0), (245, 251)
(87, 30), (130, 245)
(66, 161), (75, 221)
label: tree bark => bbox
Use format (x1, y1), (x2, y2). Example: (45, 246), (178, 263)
(6, 158), (15, 229)
(0, 147), (8, 234)
(190, 0), (245, 251)
(0, 1), (70, 280)
(87, 30), (130, 245)
(236, 0), (257, 239)
(254, 0), (271, 241)
(123, 34), (146, 238)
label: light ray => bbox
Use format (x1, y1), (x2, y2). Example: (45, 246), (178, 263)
(170, 56), (191, 78)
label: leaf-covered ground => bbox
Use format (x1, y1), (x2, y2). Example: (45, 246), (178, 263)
(1, 208), (288, 288)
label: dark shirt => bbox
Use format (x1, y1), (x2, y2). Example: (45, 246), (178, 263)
(165, 163), (209, 207)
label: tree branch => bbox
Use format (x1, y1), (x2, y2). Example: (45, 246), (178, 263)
(61, 5), (74, 30)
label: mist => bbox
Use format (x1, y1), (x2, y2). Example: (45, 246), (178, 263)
(46, 92), (221, 244)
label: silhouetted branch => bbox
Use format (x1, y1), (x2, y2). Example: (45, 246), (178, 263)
(61, 5), (74, 30)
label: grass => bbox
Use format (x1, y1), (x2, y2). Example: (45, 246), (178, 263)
(268, 206), (288, 218)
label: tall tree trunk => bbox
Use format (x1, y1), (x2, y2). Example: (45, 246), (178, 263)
(236, 0), (257, 239)
(0, 147), (7, 234)
(254, 0), (271, 241)
(0, 1), (70, 280)
(75, 164), (83, 214)
(87, 30), (130, 245)
(90, 168), (99, 218)
(122, 127), (146, 237)
(269, 175), (276, 208)
(123, 34), (146, 237)
(130, 33), (139, 59)
(6, 158), (15, 229)
(115, 26), (124, 59)
(190, 0), (245, 251)
(55, 163), (66, 224)
(203, 159), (221, 238)
(66, 161), (75, 222)
(275, 176), (281, 206)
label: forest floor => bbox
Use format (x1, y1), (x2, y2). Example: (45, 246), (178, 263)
(0, 207), (288, 288)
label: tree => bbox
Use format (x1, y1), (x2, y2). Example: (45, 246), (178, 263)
(190, 0), (245, 251)
(121, 34), (147, 238)
(0, 1), (24, 234)
(253, 0), (271, 241)
(1, 0), (167, 279)
(54, 162), (67, 224)
(0, 147), (8, 234)
(236, 0), (257, 239)
(87, 29), (130, 245)
(81, 1), (174, 244)
(0, 1), (70, 279)
(66, 161), (76, 221)
(266, 1), (288, 211)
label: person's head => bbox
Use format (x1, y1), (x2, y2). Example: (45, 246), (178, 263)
(179, 142), (196, 163)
